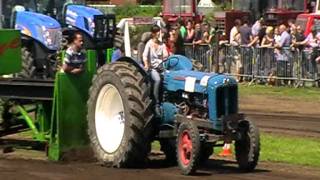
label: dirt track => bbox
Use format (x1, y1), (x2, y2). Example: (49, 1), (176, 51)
(240, 95), (320, 138)
(0, 94), (320, 179)
(0, 156), (320, 180)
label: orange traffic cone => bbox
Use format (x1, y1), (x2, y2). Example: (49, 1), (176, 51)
(219, 143), (232, 157)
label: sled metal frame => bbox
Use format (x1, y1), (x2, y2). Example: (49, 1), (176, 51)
(0, 50), (97, 161)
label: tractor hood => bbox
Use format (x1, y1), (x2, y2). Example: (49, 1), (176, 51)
(16, 11), (60, 29)
(163, 71), (237, 93)
(66, 5), (103, 36)
(15, 11), (61, 50)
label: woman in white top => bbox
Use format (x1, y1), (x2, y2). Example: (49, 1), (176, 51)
(143, 25), (169, 115)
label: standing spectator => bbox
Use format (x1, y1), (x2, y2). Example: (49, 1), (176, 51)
(261, 26), (274, 47)
(239, 17), (252, 46)
(287, 19), (297, 34)
(230, 19), (241, 46)
(274, 27), (281, 45)
(261, 26), (275, 81)
(202, 23), (210, 44)
(293, 26), (319, 48)
(248, 19), (266, 47)
(251, 18), (263, 37)
(274, 24), (292, 80)
(178, 19), (187, 40)
(193, 23), (203, 45)
(185, 20), (195, 43)
(163, 26), (177, 55)
(202, 23), (216, 45)
(275, 24), (291, 48)
(291, 25), (306, 51)
(174, 24), (186, 56)
(296, 25), (306, 42)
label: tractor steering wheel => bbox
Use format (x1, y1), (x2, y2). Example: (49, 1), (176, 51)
(154, 56), (180, 72)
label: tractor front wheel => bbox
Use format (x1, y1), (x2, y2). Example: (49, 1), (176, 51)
(18, 47), (36, 78)
(176, 121), (200, 175)
(235, 120), (260, 172)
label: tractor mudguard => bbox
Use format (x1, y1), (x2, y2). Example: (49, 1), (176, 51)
(117, 56), (148, 77)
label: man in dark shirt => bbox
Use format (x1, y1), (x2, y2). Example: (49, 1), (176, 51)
(239, 18), (252, 45)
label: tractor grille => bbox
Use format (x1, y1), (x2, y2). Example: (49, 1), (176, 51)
(216, 85), (238, 119)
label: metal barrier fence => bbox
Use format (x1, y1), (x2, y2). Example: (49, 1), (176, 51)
(184, 43), (213, 72)
(185, 43), (320, 86)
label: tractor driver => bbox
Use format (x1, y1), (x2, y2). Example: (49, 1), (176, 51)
(143, 25), (169, 116)
(62, 31), (86, 75)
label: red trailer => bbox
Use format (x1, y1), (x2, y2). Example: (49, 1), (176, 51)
(213, 0), (251, 39)
(162, 0), (203, 23)
(264, 0), (308, 25)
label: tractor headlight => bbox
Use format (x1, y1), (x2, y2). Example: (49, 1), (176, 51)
(38, 26), (61, 50)
(88, 17), (95, 36)
(88, 17), (95, 29)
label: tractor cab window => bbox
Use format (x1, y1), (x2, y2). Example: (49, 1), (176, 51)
(267, 0), (305, 11)
(1, 0), (37, 28)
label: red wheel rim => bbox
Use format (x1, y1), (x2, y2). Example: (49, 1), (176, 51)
(179, 130), (192, 166)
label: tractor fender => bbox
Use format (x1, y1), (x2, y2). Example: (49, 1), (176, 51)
(117, 56), (148, 77)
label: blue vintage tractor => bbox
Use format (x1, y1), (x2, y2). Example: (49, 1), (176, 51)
(1, 0), (62, 78)
(87, 55), (260, 175)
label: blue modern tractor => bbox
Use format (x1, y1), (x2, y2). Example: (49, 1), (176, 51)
(87, 55), (260, 175)
(39, 0), (115, 65)
(1, 0), (61, 78)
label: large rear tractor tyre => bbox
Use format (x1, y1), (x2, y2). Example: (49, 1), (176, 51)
(160, 139), (176, 165)
(87, 61), (154, 168)
(176, 121), (201, 175)
(235, 120), (260, 172)
(18, 47), (36, 78)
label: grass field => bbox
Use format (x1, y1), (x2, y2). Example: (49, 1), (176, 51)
(152, 133), (320, 168)
(259, 133), (320, 167)
(239, 85), (320, 102)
